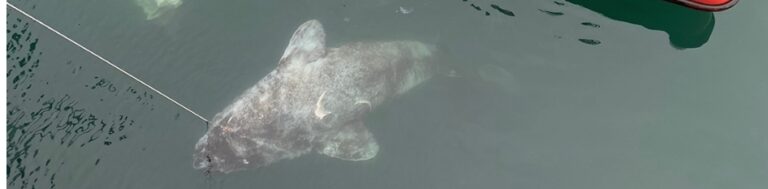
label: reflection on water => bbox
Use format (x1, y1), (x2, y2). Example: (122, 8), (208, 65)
(463, 0), (714, 48)
(490, 4), (516, 17)
(7, 95), (136, 189)
(577, 38), (601, 45)
(538, 9), (565, 16)
(6, 13), (151, 189)
(7, 17), (40, 91)
(461, 1), (516, 17)
(566, 0), (714, 49)
(86, 76), (157, 109)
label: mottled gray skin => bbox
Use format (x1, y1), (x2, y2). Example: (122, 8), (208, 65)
(193, 20), (437, 173)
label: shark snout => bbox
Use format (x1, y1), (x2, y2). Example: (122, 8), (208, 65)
(192, 134), (213, 170)
(192, 128), (244, 173)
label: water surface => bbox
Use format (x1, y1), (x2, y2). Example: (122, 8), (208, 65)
(7, 0), (768, 188)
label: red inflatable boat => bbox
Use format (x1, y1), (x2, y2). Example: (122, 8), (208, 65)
(668, 0), (739, 11)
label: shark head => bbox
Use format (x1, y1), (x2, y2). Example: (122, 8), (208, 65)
(192, 102), (313, 173)
(192, 77), (313, 173)
(192, 109), (272, 173)
(192, 123), (244, 173)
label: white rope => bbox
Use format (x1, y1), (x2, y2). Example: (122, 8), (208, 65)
(7, 2), (209, 123)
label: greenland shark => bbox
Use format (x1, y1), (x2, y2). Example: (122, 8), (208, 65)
(193, 20), (437, 173)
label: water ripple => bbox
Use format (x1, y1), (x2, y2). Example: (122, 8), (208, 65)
(6, 12), (147, 189)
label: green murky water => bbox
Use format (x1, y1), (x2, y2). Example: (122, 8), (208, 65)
(7, 0), (768, 188)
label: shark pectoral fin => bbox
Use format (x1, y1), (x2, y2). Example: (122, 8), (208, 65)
(317, 120), (379, 161)
(279, 20), (326, 65)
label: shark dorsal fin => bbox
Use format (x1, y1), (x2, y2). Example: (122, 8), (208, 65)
(279, 20), (326, 65)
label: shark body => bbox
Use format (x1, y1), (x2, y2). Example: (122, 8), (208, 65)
(193, 20), (437, 173)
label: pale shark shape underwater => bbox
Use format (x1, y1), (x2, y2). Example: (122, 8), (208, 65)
(193, 20), (437, 173)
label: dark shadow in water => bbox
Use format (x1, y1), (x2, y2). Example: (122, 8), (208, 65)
(565, 0), (715, 49)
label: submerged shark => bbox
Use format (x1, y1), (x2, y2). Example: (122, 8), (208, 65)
(135, 0), (182, 20)
(193, 20), (437, 173)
